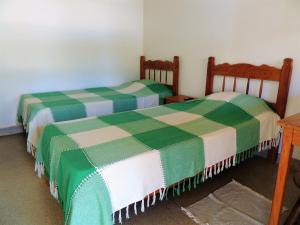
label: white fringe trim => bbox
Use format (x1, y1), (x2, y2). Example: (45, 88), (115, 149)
(151, 191), (156, 206)
(141, 199), (145, 213)
(34, 162), (44, 178)
(126, 205), (130, 219)
(26, 141), (36, 156)
(147, 194), (150, 207)
(49, 181), (58, 199)
(118, 209), (122, 224)
(134, 202), (137, 215)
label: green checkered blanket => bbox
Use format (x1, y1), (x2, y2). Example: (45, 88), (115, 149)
(17, 79), (172, 153)
(35, 92), (279, 225)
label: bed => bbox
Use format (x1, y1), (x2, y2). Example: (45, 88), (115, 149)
(35, 57), (292, 225)
(17, 56), (179, 155)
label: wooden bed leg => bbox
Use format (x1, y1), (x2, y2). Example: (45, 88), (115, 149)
(268, 147), (278, 163)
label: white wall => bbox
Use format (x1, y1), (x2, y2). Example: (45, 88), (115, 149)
(144, 0), (300, 158)
(0, 0), (143, 128)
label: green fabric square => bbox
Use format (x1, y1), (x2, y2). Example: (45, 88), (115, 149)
(85, 137), (151, 168)
(86, 87), (118, 96)
(130, 88), (155, 97)
(43, 99), (86, 122)
(187, 99), (225, 116)
(204, 102), (253, 127)
(33, 91), (71, 103)
(32, 91), (66, 99)
(66, 174), (113, 225)
(177, 117), (226, 136)
(47, 136), (79, 181)
(57, 150), (95, 217)
(37, 124), (65, 162)
(118, 118), (168, 134)
(134, 126), (197, 149)
(166, 99), (205, 111)
(78, 96), (107, 103)
(36, 125), (78, 178)
(160, 138), (205, 186)
(138, 79), (157, 85)
(138, 106), (178, 117)
(147, 83), (173, 95)
(147, 83), (173, 104)
(56, 118), (109, 135)
(100, 111), (148, 125)
(42, 98), (77, 107)
(104, 94), (137, 112)
(234, 118), (260, 153)
(230, 94), (271, 116)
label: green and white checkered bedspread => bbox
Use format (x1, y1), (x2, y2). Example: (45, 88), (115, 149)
(17, 79), (172, 153)
(35, 92), (279, 225)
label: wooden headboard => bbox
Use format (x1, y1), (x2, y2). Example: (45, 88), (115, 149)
(140, 56), (179, 96)
(205, 57), (293, 118)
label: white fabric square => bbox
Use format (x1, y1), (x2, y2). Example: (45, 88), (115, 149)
(23, 97), (42, 124)
(207, 92), (241, 102)
(201, 127), (237, 167)
(117, 82), (145, 94)
(99, 150), (165, 211)
(84, 100), (113, 117)
(255, 111), (279, 142)
(67, 92), (98, 99)
(69, 126), (130, 148)
(137, 94), (159, 109)
(27, 108), (54, 148)
(155, 112), (201, 126)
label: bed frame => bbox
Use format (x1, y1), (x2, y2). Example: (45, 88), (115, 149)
(205, 57), (293, 119)
(140, 56), (179, 96)
(205, 57), (293, 161)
